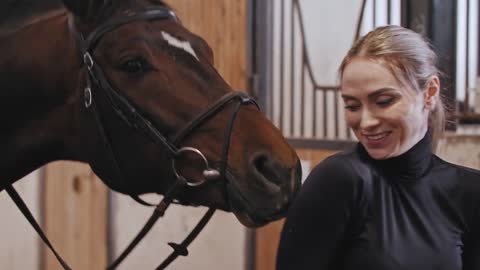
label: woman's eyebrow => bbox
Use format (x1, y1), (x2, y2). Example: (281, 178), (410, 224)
(341, 94), (357, 101)
(368, 87), (397, 98)
(341, 87), (397, 100)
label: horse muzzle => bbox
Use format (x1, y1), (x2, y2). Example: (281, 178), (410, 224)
(227, 155), (302, 227)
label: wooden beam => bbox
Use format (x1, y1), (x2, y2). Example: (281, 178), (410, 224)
(43, 161), (108, 270)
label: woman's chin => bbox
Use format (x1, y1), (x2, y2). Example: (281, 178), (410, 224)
(365, 148), (391, 160)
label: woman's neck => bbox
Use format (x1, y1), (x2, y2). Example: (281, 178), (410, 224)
(358, 130), (433, 180)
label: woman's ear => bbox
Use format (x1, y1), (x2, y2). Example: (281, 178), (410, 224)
(424, 76), (440, 110)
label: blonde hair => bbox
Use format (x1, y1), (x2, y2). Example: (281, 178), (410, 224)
(339, 25), (445, 151)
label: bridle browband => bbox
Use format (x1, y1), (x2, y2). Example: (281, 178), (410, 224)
(4, 6), (259, 270)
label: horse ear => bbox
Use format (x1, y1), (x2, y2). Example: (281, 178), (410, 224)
(61, 0), (107, 20)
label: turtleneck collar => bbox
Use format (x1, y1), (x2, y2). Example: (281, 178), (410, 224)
(357, 131), (433, 180)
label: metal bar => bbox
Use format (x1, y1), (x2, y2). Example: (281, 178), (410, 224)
(267, 0), (275, 120)
(355, 0), (368, 41)
(245, 229), (255, 270)
(294, 0), (320, 87)
(334, 89), (339, 138)
(313, 80), (317, 137)
(301, 47), (306, 137)
(400, 0), (407, 27)
(278, 0), (285, 132)
(290, 0), (295, 136)
(387, 0), (391, 24)
(465, 0), (470, 113)
(267, 0), (376, 141)
(247, 0), (257, 98)
(246, 1), (259, 267)
(323, 89), (327, 138)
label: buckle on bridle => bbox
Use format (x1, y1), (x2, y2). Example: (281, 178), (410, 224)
(83, 52), (94, 70)
(84, 87), (92, 108)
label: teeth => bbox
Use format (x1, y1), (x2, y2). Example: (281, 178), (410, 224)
(366, 133), (388, 140)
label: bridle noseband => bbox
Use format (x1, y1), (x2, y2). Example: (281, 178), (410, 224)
(4, 6), (260, 270)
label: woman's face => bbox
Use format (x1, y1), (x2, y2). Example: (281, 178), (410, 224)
(340, 57), (429, 160)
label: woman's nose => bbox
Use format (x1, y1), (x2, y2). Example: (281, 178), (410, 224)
(360, 109), (380, 129)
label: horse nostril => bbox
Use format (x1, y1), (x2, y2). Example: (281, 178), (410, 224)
(246, 153), (302, 219)
(251, 152), (285, 193)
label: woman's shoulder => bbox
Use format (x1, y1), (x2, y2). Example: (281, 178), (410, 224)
(292, 149), (371, 214)
(432, 155), (480, 191)
(315, 147), (371, 175)
(306, 149), (370, 188)
(432, 156), (480, 231)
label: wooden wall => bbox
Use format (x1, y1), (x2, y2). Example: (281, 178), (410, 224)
(43, 163), (108, 270)
(254, 148), (339, 270)
(43, 1), (248, 269)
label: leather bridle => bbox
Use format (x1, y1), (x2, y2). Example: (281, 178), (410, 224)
(4, 6), (259, 270)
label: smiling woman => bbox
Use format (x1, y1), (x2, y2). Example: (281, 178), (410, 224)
(277, 25), (480, 270)
(338, 25), (445, 154)
(340, 56), (438, 159)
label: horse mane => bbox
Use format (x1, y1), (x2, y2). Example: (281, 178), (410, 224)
(0, 0), (172, 36)
(0, 0), (65, 35)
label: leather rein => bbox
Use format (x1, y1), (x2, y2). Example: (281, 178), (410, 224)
(4, 6), (259, 270)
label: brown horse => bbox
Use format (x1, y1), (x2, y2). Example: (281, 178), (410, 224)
(0, 0), (301, 267)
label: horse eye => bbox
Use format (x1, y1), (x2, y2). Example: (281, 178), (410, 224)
(120, 58), (150, 74)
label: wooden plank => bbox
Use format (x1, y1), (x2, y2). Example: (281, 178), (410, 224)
(255, 148), (338, 270)
(43, 161), (108, 270)
(255, 219), (284, 270)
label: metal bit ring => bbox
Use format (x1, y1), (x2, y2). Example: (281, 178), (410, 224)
(172, 147), (218, 187)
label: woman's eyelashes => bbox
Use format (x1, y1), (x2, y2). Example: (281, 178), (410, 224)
(376, 96), (395, 107)
(343, 96), (396, 111)
(344, 102), (361, 111)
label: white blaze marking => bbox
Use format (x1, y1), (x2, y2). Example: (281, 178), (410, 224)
(161, 31), (200, 61)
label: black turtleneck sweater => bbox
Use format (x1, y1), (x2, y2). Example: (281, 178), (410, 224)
(276, 134), (480, 270)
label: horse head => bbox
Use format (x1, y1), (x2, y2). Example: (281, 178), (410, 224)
(3, 0), (301, 228)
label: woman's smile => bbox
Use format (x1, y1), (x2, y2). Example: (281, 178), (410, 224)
(362, 131), (392, 148)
